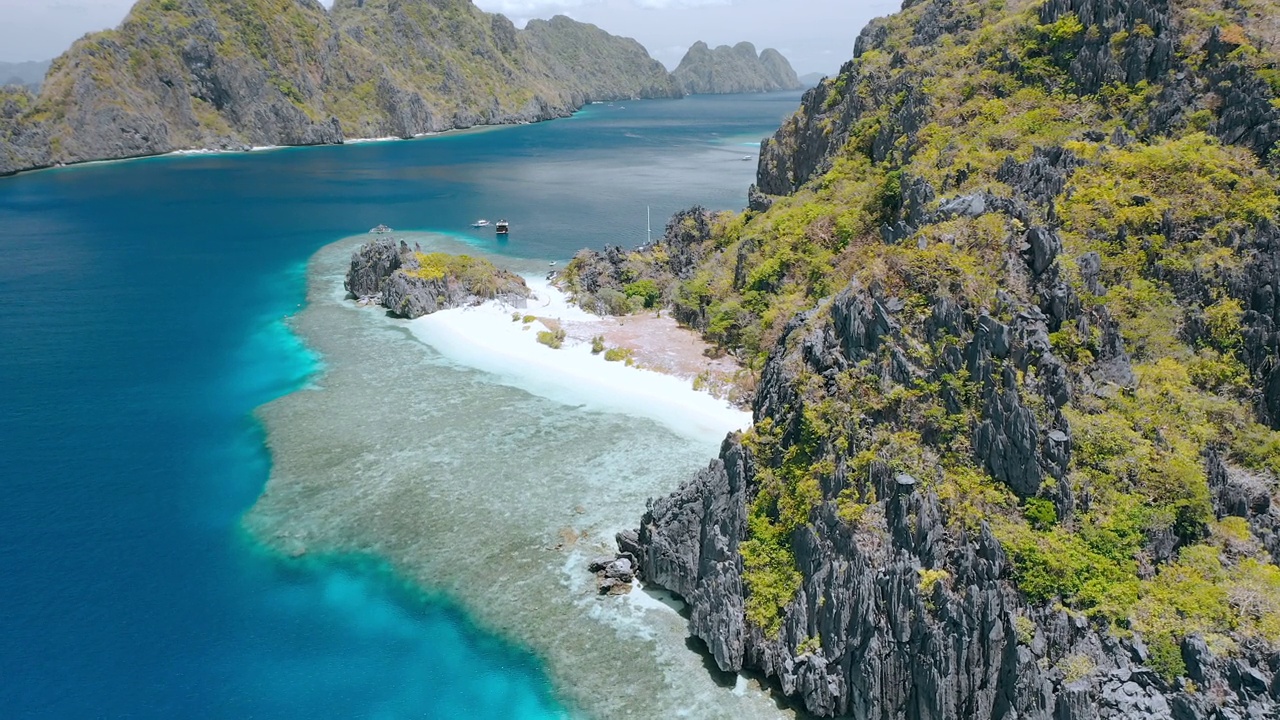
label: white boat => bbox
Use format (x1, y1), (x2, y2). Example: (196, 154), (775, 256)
(742, 155), (753, 161)
(471, 219), (490, 228)
(369, 224), (393, 234)
(496, 220), (510, 235)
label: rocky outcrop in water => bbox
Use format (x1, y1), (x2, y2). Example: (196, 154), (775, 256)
(0, 0), (682, 176)
(345, 238), (528, 320)
(671, 42), (803, 96)
(588, 553), (637, 595)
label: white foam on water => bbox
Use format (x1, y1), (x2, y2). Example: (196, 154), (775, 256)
(407, 277), (751, 445)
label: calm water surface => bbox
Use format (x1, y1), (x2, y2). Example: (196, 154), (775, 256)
(0, 92), (801, 718)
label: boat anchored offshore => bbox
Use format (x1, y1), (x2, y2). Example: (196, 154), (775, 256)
(496, 220), (510, 235)
(472, 219), (490, 228)
(369, 224), (393, 234)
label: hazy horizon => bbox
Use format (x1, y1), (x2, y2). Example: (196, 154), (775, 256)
(0, 0), (899, 76)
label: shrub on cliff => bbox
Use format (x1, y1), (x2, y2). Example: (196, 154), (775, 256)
(623, 0), (1280, 704)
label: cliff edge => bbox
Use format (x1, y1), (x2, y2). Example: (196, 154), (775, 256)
(345, 238), (529, 319)
(612, 0), (1280, 716)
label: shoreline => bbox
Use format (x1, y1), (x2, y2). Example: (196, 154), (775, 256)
(245, 236), (791, 718)
(0, 90), (807, 180)
(0, 114), (546, 179)
(406, 275), (752, 445)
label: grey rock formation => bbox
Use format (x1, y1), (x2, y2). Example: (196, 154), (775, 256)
(345, 238), (529, 319)
(1239, 224), (1280, 429)
(0, 0), (686, 176)
(620, 0), (1280, 702)
(671, 41), (803, 96)
(624, 290), (1279, 715)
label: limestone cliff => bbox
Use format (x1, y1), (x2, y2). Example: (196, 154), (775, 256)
(612, 0), (1280, 716)
(0, 0), (681, 176)
(524, 16), (680, 102)
(671, 41), (803, 95)
(345, 238), (528, 319)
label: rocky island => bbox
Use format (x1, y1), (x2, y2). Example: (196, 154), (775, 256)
(671, 41), (803, 95)
(0, 0), (683, 176)
(573, 0), (1280, 717)
(345, 238), (529, 319)
(0, 0), (808, 177)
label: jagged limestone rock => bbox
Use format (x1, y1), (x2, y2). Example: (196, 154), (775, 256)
(671, 41), (803, 96)
(344, 238), (528, 319)
(0, 0), (684, 175)
(617, 0), (1280, 716)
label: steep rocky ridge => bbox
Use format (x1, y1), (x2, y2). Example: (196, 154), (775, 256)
(524, 15), (680, 102)
(672, 41), (803, 95)
(609, 0), (1280, 716)
(0, 0), (680, 176)
(345, 237), (529, 319)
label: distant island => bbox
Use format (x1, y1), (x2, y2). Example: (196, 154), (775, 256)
(672, 41), (803, 95)
(798, 71), (829, 88)
(0, 60), (50, 93)
(0, 0), (804, 177)
(0, 0), (678, 176)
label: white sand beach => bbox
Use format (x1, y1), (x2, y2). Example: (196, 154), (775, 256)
(407, 276), (752, 444)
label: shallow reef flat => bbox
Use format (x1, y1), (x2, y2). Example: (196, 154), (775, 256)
(245, 236), (792, 719)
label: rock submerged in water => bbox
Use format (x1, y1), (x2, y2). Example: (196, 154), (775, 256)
(344, 238), (530, 319)
(589, 553), (636, 595)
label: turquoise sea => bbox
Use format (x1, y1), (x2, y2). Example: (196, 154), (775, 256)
(0, 92), (802, 718)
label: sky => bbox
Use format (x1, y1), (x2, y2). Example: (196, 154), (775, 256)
(0, 0), (901, 75)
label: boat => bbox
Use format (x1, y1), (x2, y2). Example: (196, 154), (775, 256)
(471, 219), (490, 228)
(742, 155), (753, 161)
(496, 220), (510, 235)
(369, 224), (393, 234)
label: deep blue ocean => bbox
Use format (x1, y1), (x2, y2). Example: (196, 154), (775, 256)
(0, 92), (802, 718)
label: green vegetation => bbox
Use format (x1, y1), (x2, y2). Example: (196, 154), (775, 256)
(603, 347), (634, 364)
(623, 279), (662, 309)
(5, 0), (688, 170)
(1057, 654), (1097, 684)
(405, 252), (523, 299)
(796, 635), (822, 655)
(597, 0), (1280, 673)
(590, 336), (606, 354)
(1014, 615), (1037, 646)
(536, 328), (566, 349)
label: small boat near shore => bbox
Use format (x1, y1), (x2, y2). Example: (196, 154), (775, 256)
(471, 219), (490, 228)
(369, 224), (393, 234)
(496, 220), (510, 236)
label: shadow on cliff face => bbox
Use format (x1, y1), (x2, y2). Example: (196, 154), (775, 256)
(684, 635), (738, 688)
(682, 634), (824, 719)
